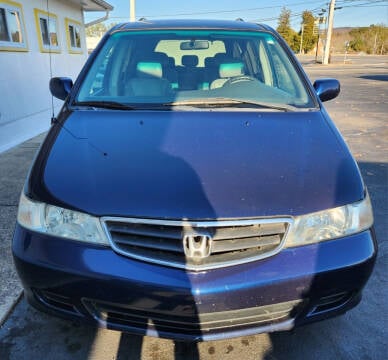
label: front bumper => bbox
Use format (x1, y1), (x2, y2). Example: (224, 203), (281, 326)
(13, 224), (377, 341)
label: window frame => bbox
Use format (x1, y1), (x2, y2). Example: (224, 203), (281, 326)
(0, 0), (28, 52)
(65, 17), (82, 54)
(34, 8), (60, 53)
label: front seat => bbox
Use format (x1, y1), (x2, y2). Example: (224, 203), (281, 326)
(210, 61), (245, 89)
(125, 61), (171, 96)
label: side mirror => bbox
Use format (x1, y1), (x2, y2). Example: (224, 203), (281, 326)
(313, 78), (340, 102)
(49, 77), (73, 101)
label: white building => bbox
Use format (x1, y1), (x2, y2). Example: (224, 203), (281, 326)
(0, 0), (113, 152)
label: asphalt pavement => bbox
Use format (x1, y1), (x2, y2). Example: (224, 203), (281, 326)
(0, 133), (46, 324)
(0, 55), (387, 359)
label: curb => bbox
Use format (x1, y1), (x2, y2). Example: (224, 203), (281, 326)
(0, 290), (23, 327)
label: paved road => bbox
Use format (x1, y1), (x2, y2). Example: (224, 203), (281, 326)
(297, 54), (388, 67)
(0, 56), (387, 360)
(0, 134), (46, 324)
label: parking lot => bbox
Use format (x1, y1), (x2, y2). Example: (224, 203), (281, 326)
(0, 55), (387, 359)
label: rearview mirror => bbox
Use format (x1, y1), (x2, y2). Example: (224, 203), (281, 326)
(180, 40), (209, 50)
(313, 78), (340, 102)
(49, 77), (73, 101)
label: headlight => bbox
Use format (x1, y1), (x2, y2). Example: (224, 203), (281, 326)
(285, 192), (373, 247)
(17, 193), (109, 245)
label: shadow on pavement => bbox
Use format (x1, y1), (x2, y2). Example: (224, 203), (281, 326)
(358, 74), (388, 82)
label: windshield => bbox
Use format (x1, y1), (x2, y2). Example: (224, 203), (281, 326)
(76, 30), (315, 109)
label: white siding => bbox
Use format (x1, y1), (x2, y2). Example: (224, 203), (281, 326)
(0, 0), (88, 152)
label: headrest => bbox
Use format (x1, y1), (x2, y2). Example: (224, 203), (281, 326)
(182, 55), (198, 67)
(204, 57), (216, 67)
(219, 62), (244, 78)
(136, 62), (163, 78)
(214, 53), (227, 63)
(167, 56), (175, 67)
(152, 52), (169, 64)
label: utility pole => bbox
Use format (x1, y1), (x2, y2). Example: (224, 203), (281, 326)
(323, 0), (335, 64)
(315, 10), (326, 63)
(299, 23), (304, 54)
(130, 0), (136, 22)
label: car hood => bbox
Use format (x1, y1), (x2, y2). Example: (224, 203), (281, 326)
(31, 109), (363, 219)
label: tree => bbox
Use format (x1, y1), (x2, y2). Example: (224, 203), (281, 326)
(277, 8), (292, 40)
(300, 11), (318, 53)
(86, 22), (121, 38)
(349, 25), (387, 54)
(370, 24), (387, 54)
(107, 22), (119, 30)
(277, 7), (300, 52)
(86, 23), (108, 37)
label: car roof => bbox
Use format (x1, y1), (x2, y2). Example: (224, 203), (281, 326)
(109, 19), (274, 34)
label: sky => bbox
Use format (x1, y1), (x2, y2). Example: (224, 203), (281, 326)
(85, 0), (388, 30)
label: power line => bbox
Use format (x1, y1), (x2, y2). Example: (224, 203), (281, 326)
(337, 0), (387, 3)
(87, 0), (331, 21)
(86, 1), (387, 24)
(341, 4), (388, 6)
(252, 5), (326, 25)
(135, 1), (328, 18)
(137, 0), (386, 20)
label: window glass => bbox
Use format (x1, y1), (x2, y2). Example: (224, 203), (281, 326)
(270, 48), (295, 95)
(156, 40), (225, 66)
(0, 2), (27, 50)
(89, 46), (114, 94)
(34, 9), (59, 52)
(8, 10), (21, 42)
(69, 24), (81, 48)
(66, 19), (82, 52)
(48, 17), (57, 46)
(77, 30), (314, 109)
(39, 18), (49, 45)
(0, 8), (9, 41)
(74, 26), (81, 48)
(69, 25), (75, 47)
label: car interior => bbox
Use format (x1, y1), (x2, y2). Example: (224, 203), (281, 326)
(78, 31), (311, 107)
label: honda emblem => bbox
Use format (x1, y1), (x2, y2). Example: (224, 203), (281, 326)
(183, 234), (212, 260)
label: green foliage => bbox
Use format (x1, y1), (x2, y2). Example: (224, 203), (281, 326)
(86, 23), (108, 37)
(290, 32), (301, 53)
(349, 25), (387, 54)
(277, 7), (292, 39)
(301, 11), (318, 53)
(276, 7), (300, 52)
(86, 22), (121, 37)
(107, 22), (119, 30)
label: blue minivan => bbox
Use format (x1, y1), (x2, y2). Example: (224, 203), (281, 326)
(13, 20), (376, 341)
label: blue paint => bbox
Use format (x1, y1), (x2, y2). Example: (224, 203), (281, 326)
(14, 20), (376, 341)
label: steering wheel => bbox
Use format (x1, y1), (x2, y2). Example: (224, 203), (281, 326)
(223, 75), (256, 86)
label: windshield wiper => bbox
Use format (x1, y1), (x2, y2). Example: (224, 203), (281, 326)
(72, 100), (135, 110)
(163, 98), (300, 112)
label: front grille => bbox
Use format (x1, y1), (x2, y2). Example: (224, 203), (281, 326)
(102, 217), (292, 270)
(84, 299), (302, 335)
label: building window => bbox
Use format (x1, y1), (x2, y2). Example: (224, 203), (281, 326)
(0, 0), (28, 51)
(65, 18), (82, 54)
(34, 8), (60, 53)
